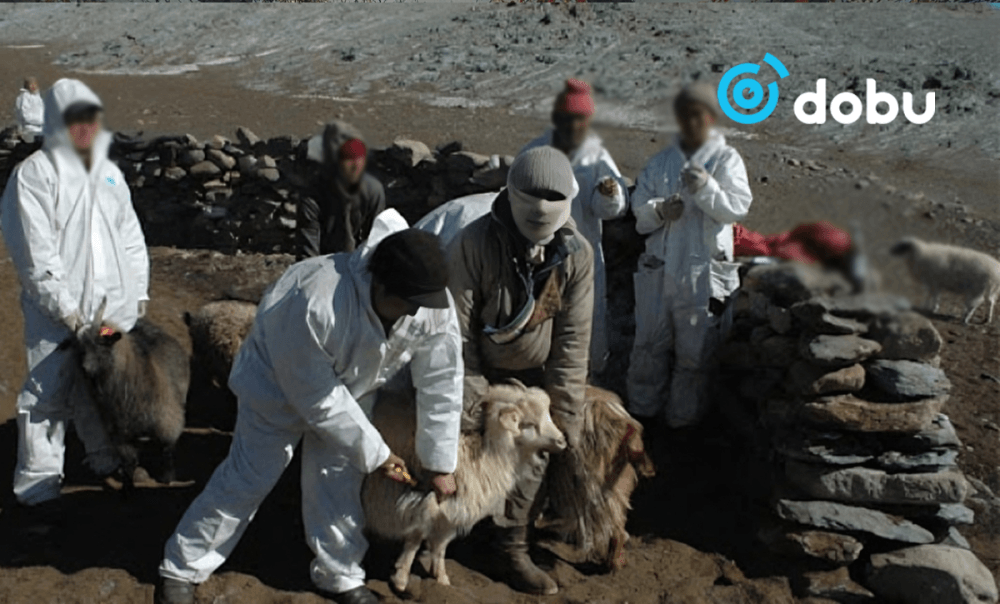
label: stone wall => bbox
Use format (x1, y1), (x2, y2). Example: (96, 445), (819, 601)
(718, 261), (998, 604)
(0, 127), (512, 254)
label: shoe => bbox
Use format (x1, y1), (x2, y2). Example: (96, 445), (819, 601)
(496, 525), (559, 595)
(327, 586), (379, 604)
(154, 577), (195, 604)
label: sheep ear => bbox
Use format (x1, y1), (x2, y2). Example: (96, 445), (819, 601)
(103, 331), (123, 345)
(498, 407), (522, 433)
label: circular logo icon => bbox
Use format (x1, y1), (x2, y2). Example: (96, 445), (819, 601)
(717, 53), (789, 125)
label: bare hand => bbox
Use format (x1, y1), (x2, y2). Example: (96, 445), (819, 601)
(431, 472), (457, 502)
(379, 453), (415, 486)
(137, 300), (148, 318)
(597, 177), (619, 198)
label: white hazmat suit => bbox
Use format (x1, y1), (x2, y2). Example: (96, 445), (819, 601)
(1, 78), (149, 505)
(627, 130), (752, 427)
(159, 209), (464, 595)
(414, 192), (496, 247)
(15, 87), (45, 135)
(521, 131), (628, 374)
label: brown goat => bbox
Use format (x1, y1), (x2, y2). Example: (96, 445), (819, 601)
(184, 300), (257, 390)
(544, 386), (655, 571)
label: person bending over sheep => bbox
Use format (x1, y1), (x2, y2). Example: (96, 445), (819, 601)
(156, 210), (463, 604)
(1, 78), (150, 536)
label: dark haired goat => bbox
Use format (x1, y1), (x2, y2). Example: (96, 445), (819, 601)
(59, 298), (190, 492)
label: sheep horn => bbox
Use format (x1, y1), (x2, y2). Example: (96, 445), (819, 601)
(505, 377), (527, 391)
(94, 296), (108, 328)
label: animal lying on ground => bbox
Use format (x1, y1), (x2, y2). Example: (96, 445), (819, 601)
(362, 380), (567, 592)
(184, 300), (257, 390)
(890, 236), (1000, 324)
(59, 298), (190, 492)
(544, 386), (656, 571)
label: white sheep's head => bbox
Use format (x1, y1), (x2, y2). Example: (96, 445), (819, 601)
(482, 380), (566, 455)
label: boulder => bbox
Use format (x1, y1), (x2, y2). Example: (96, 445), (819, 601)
(768, 304), (793, 334)
(894, 414), (963, 451)
(256, 167), (280, 182)
(787, 362), (866, 396)
(470, 165), (509, 190)
(236, 126), (261, 149)
(190, 161), (222, 178)
(800, 294), (912, 320)
(760, 336), (801, 367)
(876, 449), (959, 472)
(265, 135), (296, 157)
(799, 567), (875, 603)
(792, 301), (869, 335)
(743, 264), (852, 306)
(797, 394), (948, 433)
(445, 150), (491, 174)
(163, 166), (186, 182)
(870, 311), (943, 362)
(238, 155), (258, 174)
(866, 545), (998, 604)
(259, 155), (277, 169)
(179, 148), (205, 167)
(209, 134), (230, 150)
(759, 525), (863, 564)
(775, 500), (935, 544)
(800, 334), (882, 367)
(786, 462), (969, 506)
(772, 429), (874, 466)
(941, 527), (971, 550)
(207, 148), (237, 171)
(866, 359), (951, 400)
(389, 138), (434, 168)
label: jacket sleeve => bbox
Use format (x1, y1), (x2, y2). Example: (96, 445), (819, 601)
(118, 184), (150, 302)
(360, 178), (386, 247)
(446, 229), (490, 421)
(543, 239), (595, 442)
(266, 294), (391, 474)
(2, 161), (78, 322)
(631, 155), (665, 235)
(14, 95), (26, 129)
(689, 148), (753, 224)
(296, 194), (321, 260)
(409, 297), (464, 474)
(586, 149), (629, 221)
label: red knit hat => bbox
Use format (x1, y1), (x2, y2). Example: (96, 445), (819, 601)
(339, 138), (367, 160)
(554, 79), (595, 117)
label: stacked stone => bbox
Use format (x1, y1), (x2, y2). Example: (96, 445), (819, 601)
(719, 262), (998, 604)
(0, 127), (511, 255)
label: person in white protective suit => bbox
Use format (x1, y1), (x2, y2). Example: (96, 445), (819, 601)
(1, 78), (149, 530)
(521, 79), (628, 374)
(156, 211), (464, 604)
(15, 77), (45, 137)
(627, 82), (753, 429)
(413, 191), (496, 248)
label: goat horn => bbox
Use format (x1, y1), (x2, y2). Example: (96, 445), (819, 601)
(94, 296), (108, 328)
(505, 377), (527, 390)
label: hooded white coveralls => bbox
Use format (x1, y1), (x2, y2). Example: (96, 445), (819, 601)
(627, 130), (751, 427)
(521, 131), (628, 374)
(159, 210), (464, 595)
(1, 79), (149, 505)
(15, 87), (45, 135)
(414, 192), (496, 247)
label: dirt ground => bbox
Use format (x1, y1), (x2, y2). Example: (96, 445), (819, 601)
(0, 5), (998, 604)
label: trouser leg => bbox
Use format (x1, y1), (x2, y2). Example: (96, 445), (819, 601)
(664, 303), (718, 428)
(159, 403), (300, 584)
(626, 261), (674, 418)
(494, 450), (550, 528)
(300, 430), (369, 595)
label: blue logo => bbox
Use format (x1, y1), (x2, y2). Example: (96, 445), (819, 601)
(717, 53), (789, 125)
(106, 177), (116, 186)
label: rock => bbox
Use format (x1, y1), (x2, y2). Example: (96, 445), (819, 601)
(209, 134), (230, 150)
(205, 188), (234, 204)
(743, 264), (852, 306)
(800, 335), (882, 367)
(278, 217), (296, 230)
(866, 359), (951, 400)
(800, 567), (875, 602)
(787, 158), (801, 167)
(760, 336), (801, 367)
(792, 305), (869, 335)
(238, 155), (258, 174)
(265, 135), (295, 157)
(768, 304), (793, 334)
(786, 462), (969, 506)
(256, 167), (280, 182)
(207, 148), (237, 171)
(899, 414), (963, 450)
(809, 294), (912, 320)
(471, 166), (509, 190)
(179, 148), (205, 167)
(787, 362), (866, 396)
(866, 545), (998, 604)
(936, 503), (976, 526)
(236, 126), (261, 148)
(189, 161), (222, 177)
(775, 500), (935, 544)
(759, 526), (863, 564)
(751, 325), (776, 346)
(182, 133), (198, 148)
(390, 138), (433, 167)
(855, 180), (870, 190)
(163, 166), (186, 181)
(446, 150), (491, 173)
(773, 429), (875, 466)
(876, 449), (959, 472)
(259, 155), (277, 169)
(869, 312), (943, 362)
(941, 527), (971, 550)
(793, 394), (948, 433)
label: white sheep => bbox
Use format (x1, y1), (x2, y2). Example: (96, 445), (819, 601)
(362, 381), (567, 592)
(184, 300), (257, 390)
(890, 237), (1000, 324)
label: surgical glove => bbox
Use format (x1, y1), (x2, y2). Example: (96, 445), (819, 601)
(655, 193), (685, 222)
(380, 452), (414, 485)
(137, 300), (148, 318)
(597, 177), (619, 198)
(431, 472), (457, 502)
(681, 165), (710, 192)
(63, 311), (84, 334)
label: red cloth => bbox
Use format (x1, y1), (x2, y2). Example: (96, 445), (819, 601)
(555, 79), (595, 117)
(338, 138), (367, 160)
(734, 222), (852, 264)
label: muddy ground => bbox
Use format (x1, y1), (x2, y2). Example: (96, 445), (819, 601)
(0, 4), (998, 604)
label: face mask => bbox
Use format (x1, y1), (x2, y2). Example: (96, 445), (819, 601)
(508, 186), (572, 245)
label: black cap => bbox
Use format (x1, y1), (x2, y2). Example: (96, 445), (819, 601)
(63, 100), (102, 124)
(368, 229), (451, 309)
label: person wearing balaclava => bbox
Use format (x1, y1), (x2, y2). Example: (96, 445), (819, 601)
(521, 79), (628, 375)
(15, 77), (45, 137)
(297, 120), (386, 260)
(1, 79), (150, 534)
(447, 146), (594, 595)
(627, 81), (753, 431)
